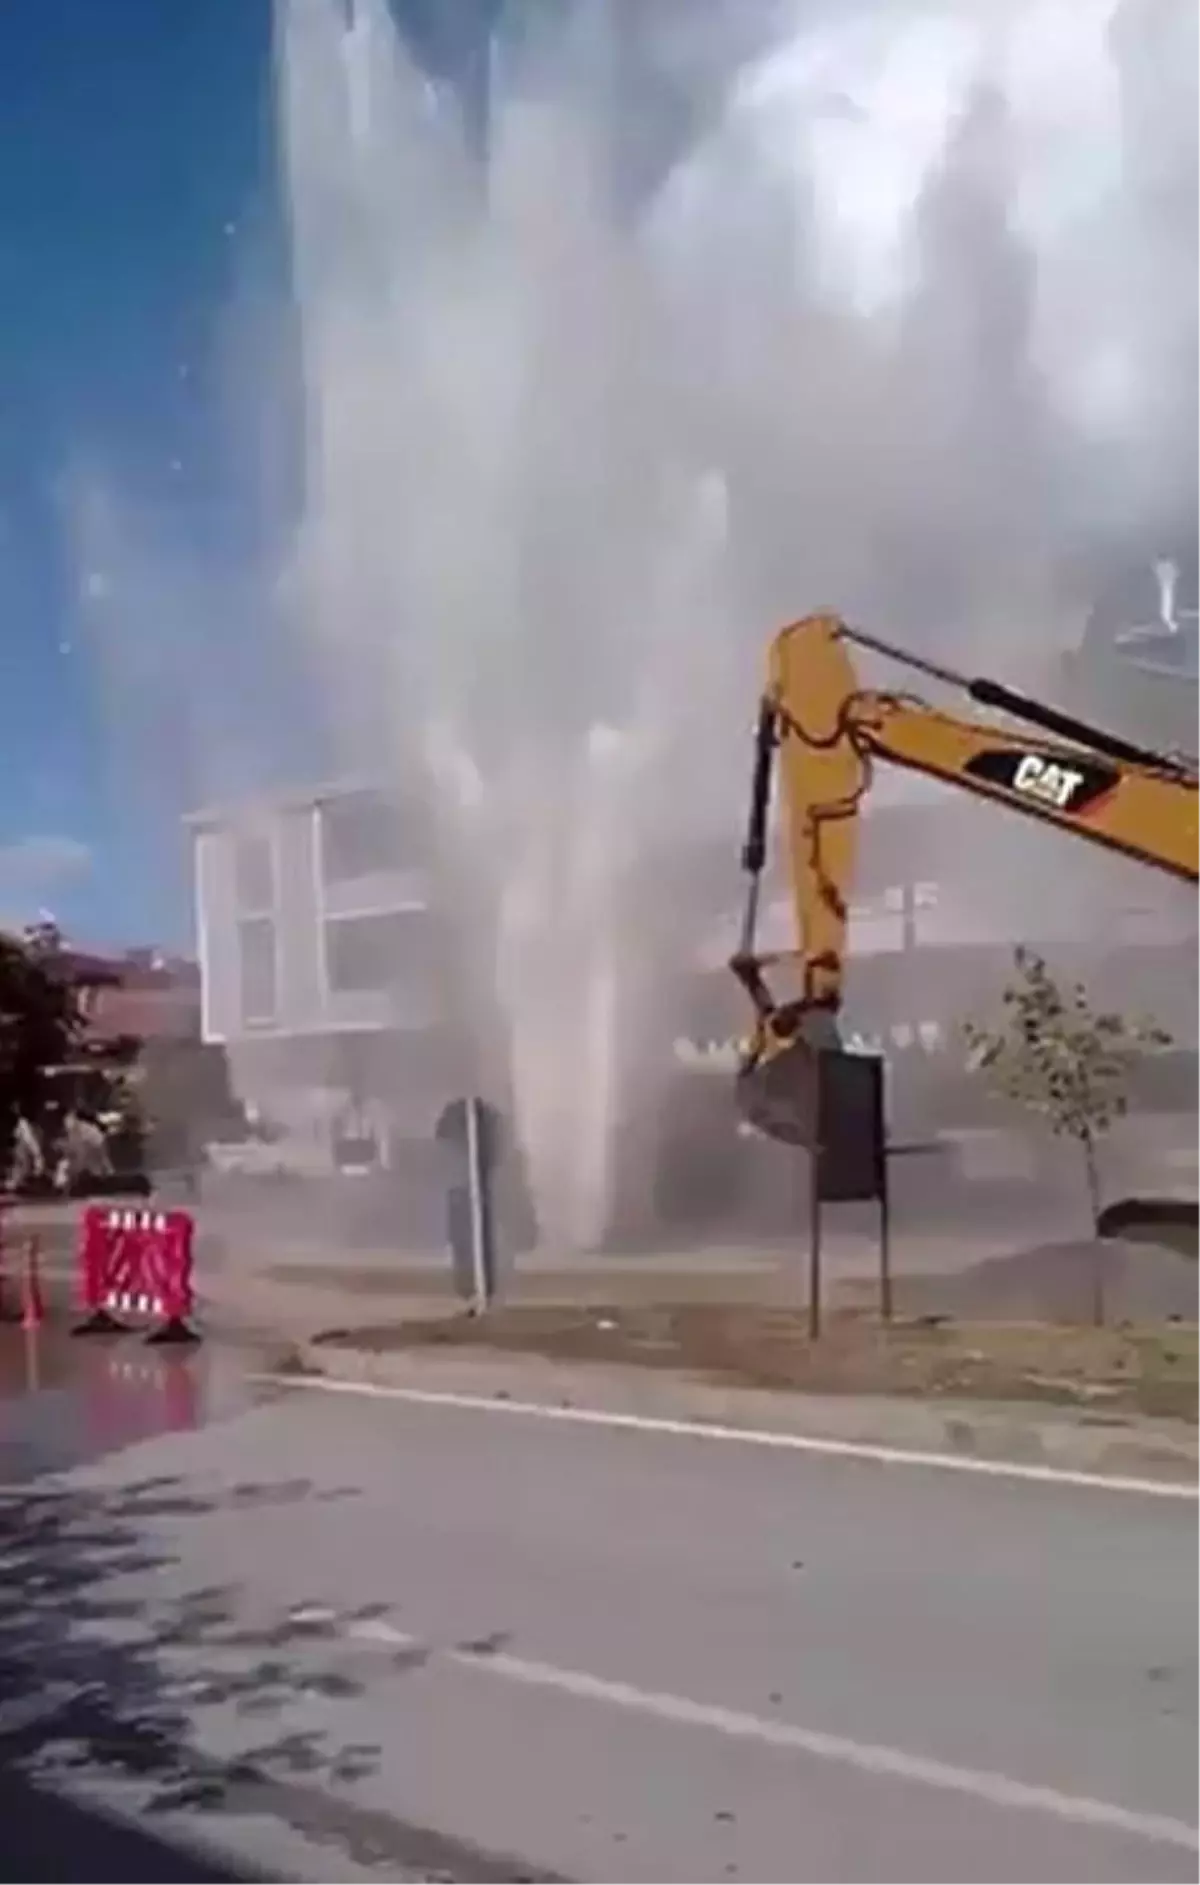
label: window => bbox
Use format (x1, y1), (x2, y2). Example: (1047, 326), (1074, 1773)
(323, 910), (437, 996)
(238, 916), (277, 1024)
(233, 834), (274, 913)
(319, 790), (421, 883)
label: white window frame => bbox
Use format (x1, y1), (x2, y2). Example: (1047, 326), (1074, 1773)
(315, 788), (413, 891)
(319, 906), (432, 1000)
(237, 912), (279, 1029)
(232, 826), (278, 918)
(232, 818), (281, 1028)
(313, 796), (430, 1007)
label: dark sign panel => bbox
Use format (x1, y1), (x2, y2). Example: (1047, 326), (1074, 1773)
(815, 1051), (886, 1204)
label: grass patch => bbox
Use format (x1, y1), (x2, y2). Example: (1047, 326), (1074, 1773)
(310, 1302), (1198, 1422)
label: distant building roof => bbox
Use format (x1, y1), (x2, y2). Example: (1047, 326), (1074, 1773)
(26, 942), (203, 1047)
(183, 774), (388, 830)
(85, 981), (200, 1045)
(59, 949), (123, 988)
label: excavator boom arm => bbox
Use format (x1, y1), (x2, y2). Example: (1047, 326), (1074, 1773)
(848, 693), (1196, 876)
(732, 614), (1198, 1143)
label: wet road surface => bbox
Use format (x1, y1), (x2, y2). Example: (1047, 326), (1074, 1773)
(0, 1317), (535, 1880)
(0, 1324), (297, 1882)
(2, 1317), (1196, 1883)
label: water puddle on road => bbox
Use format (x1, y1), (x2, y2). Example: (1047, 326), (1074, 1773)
(0, 1322), (284, 1482)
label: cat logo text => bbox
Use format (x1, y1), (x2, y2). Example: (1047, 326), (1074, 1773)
(963, 749), (1119, 815)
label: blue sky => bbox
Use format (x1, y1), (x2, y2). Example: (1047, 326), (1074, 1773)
(0, 0), (494, 948)
(0, 0), (277, 944)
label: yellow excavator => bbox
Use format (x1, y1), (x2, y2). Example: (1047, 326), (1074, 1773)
(730, 613), (1198, 1150)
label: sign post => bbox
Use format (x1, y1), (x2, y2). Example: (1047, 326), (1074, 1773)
(463, 1095), (490, 1314)
(436, 1096), (500, 1313)
(807, 1051), (889, 1338)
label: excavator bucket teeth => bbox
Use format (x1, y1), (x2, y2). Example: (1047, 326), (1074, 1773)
(736, 1041), (820, 1149)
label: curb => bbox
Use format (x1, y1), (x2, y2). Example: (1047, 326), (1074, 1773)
(286, 1340), (1199, 1487)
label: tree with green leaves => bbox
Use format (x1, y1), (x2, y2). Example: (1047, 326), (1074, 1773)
(0, 928), (84, 1179)
(964, 946), (1173, 1321)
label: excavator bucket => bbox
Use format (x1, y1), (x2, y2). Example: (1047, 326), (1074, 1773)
(1096, 1195), (1198, 1260)
(733, 1008), (842, 1149)
(736, 1043), (819, 1148)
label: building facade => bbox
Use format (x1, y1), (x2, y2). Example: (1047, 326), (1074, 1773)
(187, 780), (468, 1162)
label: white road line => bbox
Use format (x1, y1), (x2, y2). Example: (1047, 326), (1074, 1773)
(261, 1373), (1198, 1499)
(340, 1616), (1198, 1853)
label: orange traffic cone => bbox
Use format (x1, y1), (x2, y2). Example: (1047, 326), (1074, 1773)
(0, 1223), (16, 1324)
(23, 1322), (40, 1393)
(20, 1235), (45, 1332)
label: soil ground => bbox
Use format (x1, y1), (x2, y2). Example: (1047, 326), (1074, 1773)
(308, 1302), (1198, 1423)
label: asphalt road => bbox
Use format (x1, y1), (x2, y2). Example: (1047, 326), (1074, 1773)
(1, 1363), (1196, 1883)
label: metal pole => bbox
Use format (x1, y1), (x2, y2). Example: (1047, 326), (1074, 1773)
(878, 1181), (893, 1324)
(807, 1157), (822, 1341)
(464, 1098), (488, 1315)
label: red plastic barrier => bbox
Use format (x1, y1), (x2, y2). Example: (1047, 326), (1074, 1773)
(74, 1204), (200, 1344)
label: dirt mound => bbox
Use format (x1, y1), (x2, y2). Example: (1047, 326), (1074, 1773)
(929, 1239), (1197, 1324)
(1097, 1195), (1197, 1258)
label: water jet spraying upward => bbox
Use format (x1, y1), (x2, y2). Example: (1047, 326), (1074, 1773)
(265, 0), (1195, 1251)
